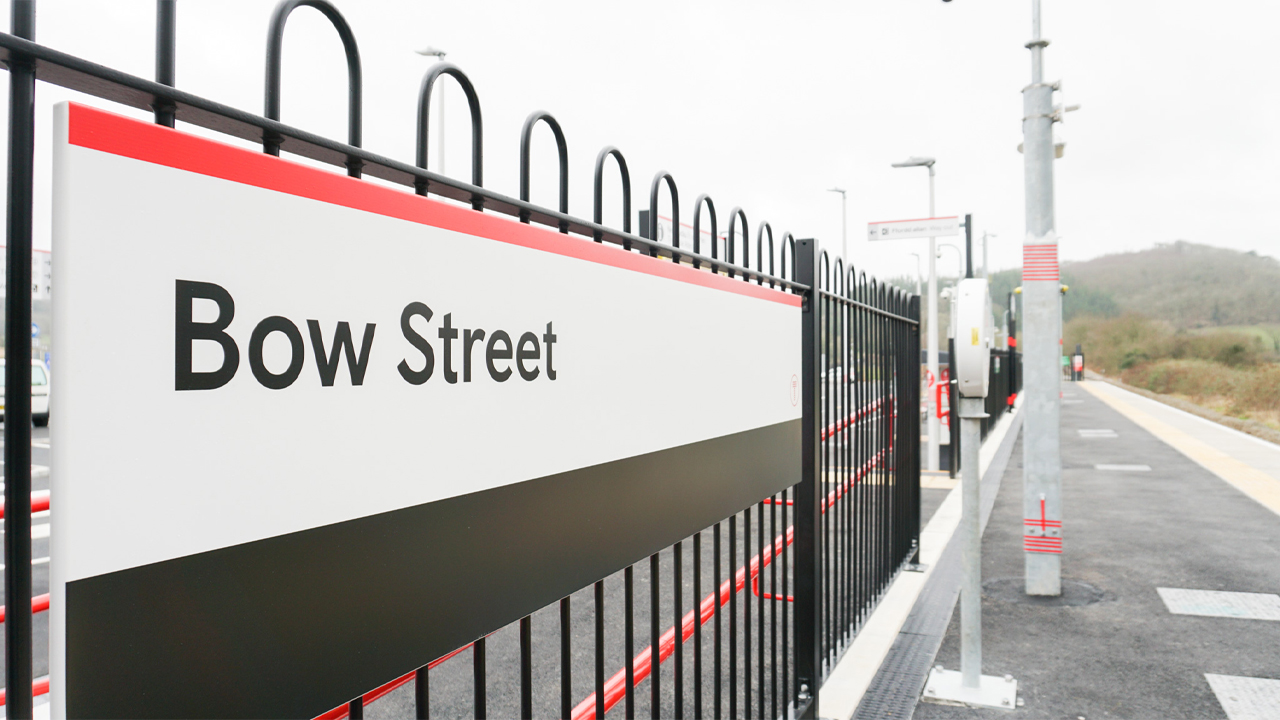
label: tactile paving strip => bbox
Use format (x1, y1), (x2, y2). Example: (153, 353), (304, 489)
(1205, 674), (1280, 720)
(1157, 588), (1280, 621)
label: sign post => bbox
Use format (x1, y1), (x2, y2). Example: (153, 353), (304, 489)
(868, 215), (959, 476)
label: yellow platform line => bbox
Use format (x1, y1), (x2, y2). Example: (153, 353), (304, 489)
(1080, 381), (1280, 519)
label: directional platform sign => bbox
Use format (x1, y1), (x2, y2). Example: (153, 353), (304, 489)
(51, 102), (801, 718)
(867, 216), (959, 242)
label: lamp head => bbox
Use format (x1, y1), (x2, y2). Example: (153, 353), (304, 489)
(415, 46), (447, 58)
(891, 156), (936, 169)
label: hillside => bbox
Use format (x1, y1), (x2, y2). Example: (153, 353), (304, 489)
(988, 241), (1280, 329)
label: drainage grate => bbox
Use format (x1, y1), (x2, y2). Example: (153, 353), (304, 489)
(1157, 588), (1280, 621)
(1205, 674), (1280, 720)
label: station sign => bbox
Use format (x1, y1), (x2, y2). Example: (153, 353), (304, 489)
(51, 103), (801, 718)
(867, 216), (959, 241)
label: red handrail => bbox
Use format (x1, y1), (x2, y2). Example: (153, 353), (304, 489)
(0, 593), (50, 623)
(0, 489), (50, 519)
(0, 676), (49, 706)
(820, 398), (887, 442)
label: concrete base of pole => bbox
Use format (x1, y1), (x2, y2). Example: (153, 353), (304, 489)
(922, 668), (1019, 710)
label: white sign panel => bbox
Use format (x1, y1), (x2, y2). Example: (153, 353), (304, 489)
(867, 216), (959, 242)
(51, 103), (802, 718)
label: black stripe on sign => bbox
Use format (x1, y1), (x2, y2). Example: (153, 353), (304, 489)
(66, 418), (800, 719)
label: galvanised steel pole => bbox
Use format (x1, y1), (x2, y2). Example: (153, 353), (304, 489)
(5, 1), (36, 716)
(1021, 0), (1063, 595)
(958, 396), (985, 688)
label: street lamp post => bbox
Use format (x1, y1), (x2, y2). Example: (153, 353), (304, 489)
(415, 46), (448, 174)
(828, 187), (848, 261)
(892, 156), (939, 472)
(908, 251), (923, 297)
(981, 231), (996, 281)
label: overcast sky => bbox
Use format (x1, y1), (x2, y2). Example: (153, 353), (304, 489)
(12, 0), (1280, 282)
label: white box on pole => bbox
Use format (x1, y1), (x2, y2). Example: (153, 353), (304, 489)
(953, 278), (992, 398)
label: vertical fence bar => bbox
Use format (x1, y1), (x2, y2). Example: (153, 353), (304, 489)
(729, 515), (738, 718)
(674, 541), (683, 720)
(770, 492), (778, 720)
(520, 616), (532, 719)
(626, 566), (635, 720)
(795, 238), (821, 718)
(562, 596), (572, 720)
(348, 698), (363, 719)
(154, 0), (176, 127)
(744, 505), (752, 717)
(4, 2), (36, 718)
(474, 637), (486, 720)
(715, 523), (723, 719)
(694, 531), (703, 720)
(650, 552), (660, 719)
(596, 580), (606, 720)
(781, 487), (790, 711)
(416, 666), (430, 720)
(756, 502), (765, 718)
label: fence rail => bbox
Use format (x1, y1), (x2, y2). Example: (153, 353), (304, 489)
(0, 2), (932, 718)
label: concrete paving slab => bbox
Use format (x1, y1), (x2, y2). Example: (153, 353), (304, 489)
(1205, 674), (1280, 720)
(1158, 589), (1280, 622)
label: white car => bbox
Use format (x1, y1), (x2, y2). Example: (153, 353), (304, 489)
(0, 359), (51, 427)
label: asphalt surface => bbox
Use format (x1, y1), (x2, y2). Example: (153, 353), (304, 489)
(914, 384), (1280, 719)
(0, 421), (52, 687)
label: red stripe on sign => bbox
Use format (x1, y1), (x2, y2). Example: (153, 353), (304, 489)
(1023, 243), (1059, 281)
(65, 103), (800, 308)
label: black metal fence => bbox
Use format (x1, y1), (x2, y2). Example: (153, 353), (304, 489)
(0, 2), (927, 717)
(815, 267), (921, 676)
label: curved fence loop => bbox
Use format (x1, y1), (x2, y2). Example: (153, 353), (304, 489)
(692, 194), (717, 270)
(833, 257), (845, 296)
(846, 265), (858, 300)
(819, 249), (831, 292)
(520, 110), (569, 231)
(780, 232), (796, 283)
(416, 62), (484, 208)
(648, 172), (679, 261)
(755, 222), (775, 287)
(726, 208), (749, 279)
(592, 146), (631, 244)
(263, 0), (362, 177)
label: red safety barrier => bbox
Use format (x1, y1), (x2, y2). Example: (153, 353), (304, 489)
(820, 398), (887, 442)
(0, 676), (50, 707)
(569, 451), (887, 720)
(0, 593), (50, 624)
(0, 489), (50, 519)
(315, 637), (486, 720)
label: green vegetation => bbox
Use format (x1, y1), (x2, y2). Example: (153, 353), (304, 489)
(1066, 313), (1280, 429)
